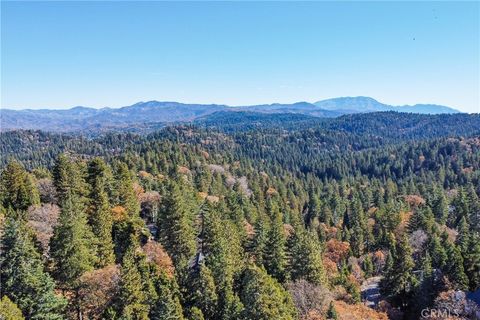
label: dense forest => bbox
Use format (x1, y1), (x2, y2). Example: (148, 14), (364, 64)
(1, 111), (480, 320)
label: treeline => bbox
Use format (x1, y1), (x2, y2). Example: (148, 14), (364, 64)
(196, 111), (480, 140)
(2, 112), (480, 169)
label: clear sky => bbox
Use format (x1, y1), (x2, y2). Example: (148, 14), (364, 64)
(1, 1), (479, 112)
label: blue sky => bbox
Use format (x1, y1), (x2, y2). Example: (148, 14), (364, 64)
(1, 1), (479, 112)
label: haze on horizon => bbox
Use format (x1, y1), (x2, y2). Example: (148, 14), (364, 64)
(1, 1), (479, 113)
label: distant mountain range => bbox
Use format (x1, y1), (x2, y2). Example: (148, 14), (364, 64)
(314, 96), (460, 114)
(0, 97), (461, 133)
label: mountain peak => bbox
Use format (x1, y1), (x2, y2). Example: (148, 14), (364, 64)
(314, 96), (386, 112)
(129, 100), (168, 108)
(314, 96), (459, 114)
(332, 96), (379, 102)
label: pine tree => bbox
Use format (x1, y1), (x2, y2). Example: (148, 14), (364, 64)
(87, 158), (115, 266)
(386, 230), (398, 258)
(50, 186), (97, 319)
(456, 216), (469, 254)
(157, 181), (196, 271)
(188, 265), (218, 320)
(251, 215), (268, 266)
(411, 252), (435, 318)
(463, 232), (480, 291)
(348, 197), (366, 256)
(362, 254), (374, 278)
(150, 271), (184, 320)
(305, 188), (321, 226)
(451, 187), (469, 227)
(428, 233), (447, 269)
(114, 162), (141, 217)
(0, 160), (40, 212)
(320, 205), (333, 227)
(50, 191), (97, 288)
(265, 207), (288, 282)
(289, 229), (326, 285)
(350, 222), (365, 257)
(432, 189), (448, 224)
(201, 201), (244, 320)
(53, 154), (87, 205)
(117, 241), (149, 320)
(380, 250), (394, 295)
(136, 249), (159, 310)
(112, 216), (146, 263)
(326, 301), (338, 320)
(111, 163), (145, 262)
(225, 189), (248, 246)
(466, 184), (480, 225)
(445, 242), (469, 290)
(240, 265), (296, 320)
(420, 207), (435, 234)
(381, 235), (417, 308)
(1, 218), (66, 319)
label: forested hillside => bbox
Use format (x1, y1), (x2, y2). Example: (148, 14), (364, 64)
(1, 112), (479, 320)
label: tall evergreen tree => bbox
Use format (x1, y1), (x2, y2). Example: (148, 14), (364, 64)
(240, 265), (296, 320)
(87, 158), (115, 266)
(117, 241), (149, 320)
(463, 232), (480, 291)
(150, 271), (184, 320)
(157, 181), (196, 271)
(50, 191), (97, 288)
(380, 250), (394, 294)
(53, 154), (87, 205)
(251, 215), (269, 266)
(347, 197), (366, 256)
(201, 201), (244, 320)
(380, 235), (417, 308)
(289, 228), (326, 285)
(188, 265), (218, 320)
(445, 242), (469, 290)
(265, 207), (288, 282)
(0, 160), (40, 212)
(362, 254), (374, 278)
(432, 189), (448, 224)
(428, 233), (447, 269)
(111, 162), (145, 262)
(410, 252), (435, 318)
(114, 162), (141, 217)
(305, 188), (321, 226)
(456, 216), (469, 254)
(1, 218), (66, 319)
